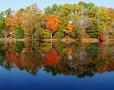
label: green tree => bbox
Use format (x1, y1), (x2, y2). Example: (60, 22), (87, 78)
(41, 29), (51, 39)
(21, 4), (44, 39)
(14, 26), (24, 39)
(58, 4), (73, 27)
(44, 6), (52, 15)
(55, 27), (64, 39)
(0, 8), (12, 38)
(45, 4), (61, 15)
(97, 7), (111, 34)
(89, 26), (99, 38)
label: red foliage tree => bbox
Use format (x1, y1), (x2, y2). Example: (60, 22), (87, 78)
(99, 34), (105, 41)
(46, 49), (60, 66)
(99, 42), (105, 47)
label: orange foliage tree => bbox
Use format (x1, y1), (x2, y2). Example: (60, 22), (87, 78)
(46, 49), (60, 66)
(5, 49), (20, 67)
(66, 24), (75, 33)
(5, 11), (23, 31)
(46, 15), (60, 38)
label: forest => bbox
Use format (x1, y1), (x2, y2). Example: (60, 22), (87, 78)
(0, 1), (114, 41)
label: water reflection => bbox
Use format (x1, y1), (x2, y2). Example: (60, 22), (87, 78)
(0, 41), (113, 78)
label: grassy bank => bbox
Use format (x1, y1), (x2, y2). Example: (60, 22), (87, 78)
(41, 38), (99, 43)
(0, 38), (113, 43)
(0, 38), (25, 42)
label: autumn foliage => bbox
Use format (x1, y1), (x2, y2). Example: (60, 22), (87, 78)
(67, 48), (74, 56)
(99, 34), (105, 41)
(63, 35), (72, 39)
(108, 8), (114, 22)
(46, 49), (60, 66)
(46, 15), (60, 33)
(2, 41), (114, 76)
(5, 11), (23, 30)
(0, 2), (113, 40)
(66, 24), (75, 33)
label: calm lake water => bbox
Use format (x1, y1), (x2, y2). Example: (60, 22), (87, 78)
(0, 41), (113, 90)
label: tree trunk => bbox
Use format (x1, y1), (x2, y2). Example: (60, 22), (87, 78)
(51, 32), (52, 38)
(5, 32), (7, 39)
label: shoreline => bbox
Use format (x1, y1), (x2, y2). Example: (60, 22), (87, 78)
(0, 38), (113, 43)
(0, 38), (25, 42)
(41, 38), (114, 42)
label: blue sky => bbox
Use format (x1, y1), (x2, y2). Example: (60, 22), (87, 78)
(0, 0), (114, 12)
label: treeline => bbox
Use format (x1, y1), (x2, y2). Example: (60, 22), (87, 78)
(0, 1), (114, 40)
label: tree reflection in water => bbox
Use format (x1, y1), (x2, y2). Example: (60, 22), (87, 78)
(0, 41), (113, 78)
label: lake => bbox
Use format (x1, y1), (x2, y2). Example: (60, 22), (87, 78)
(0, 41), (113, 90)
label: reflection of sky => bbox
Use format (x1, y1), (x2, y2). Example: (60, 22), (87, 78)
(68, 56), (72, 60)
(0, 0), (114, 12)
(1, 67), (114, 90)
